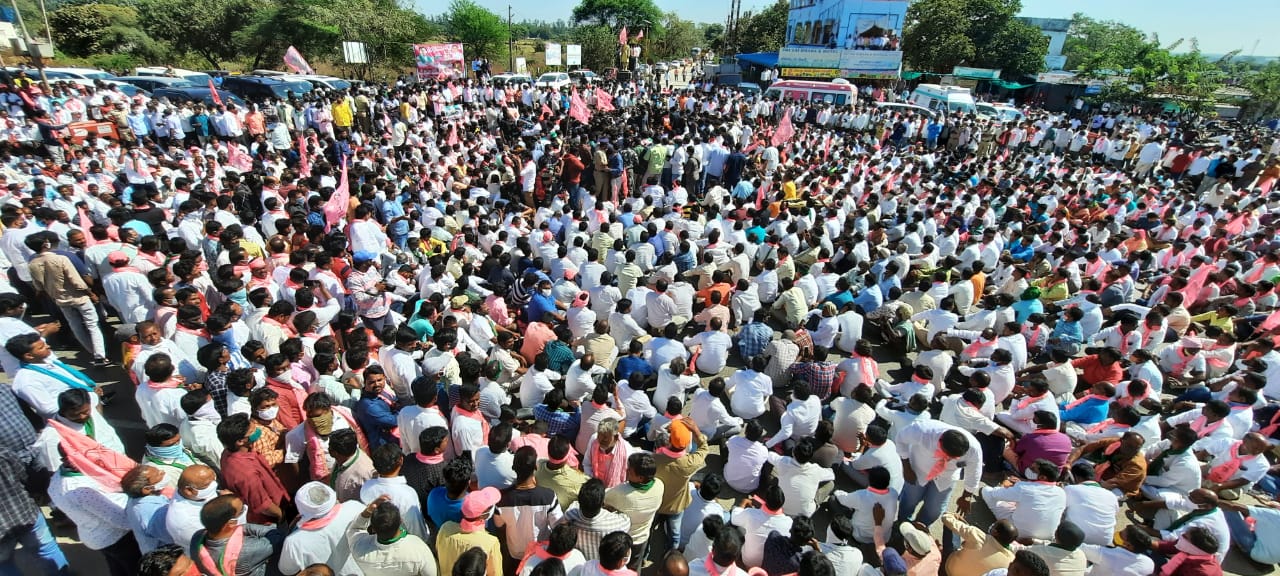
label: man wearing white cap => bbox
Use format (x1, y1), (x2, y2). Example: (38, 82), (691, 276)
(280, 482), (364, 576)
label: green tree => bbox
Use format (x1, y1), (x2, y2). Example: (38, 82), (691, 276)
(1243, 61), (1280, 118)
(651, 13), (699, 60)
(445, 0), (508, 61)
(572, 0), (663, 34)
(903, 0), (1047, 77)
(735, 0), (787, 55)
(1061, 13), (1157, 77)
(138, 0), (256, 68)
(571, 23), (620, 71)
(232, 0), (341, 69)
(49, 3), (163, 59)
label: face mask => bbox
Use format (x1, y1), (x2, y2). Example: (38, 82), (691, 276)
(1024, 468), (1038, 481)
(194, 480), (218, 501)
(228, 289), (248, 306)
(541, 289), (552, 296)
(148, 443), (186, 461)
(194, 402), (221, 424)
(236, 505), (248, 526)
(148, 480), (167, 494)
(308, 410), (335, 436)
(256, 406), (279, 421)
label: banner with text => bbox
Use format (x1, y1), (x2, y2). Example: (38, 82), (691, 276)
(778, 0), (907, 79)
(566, 44), (582, 66)
(546, 43), (562, 66)
(414, 43), (464, 80)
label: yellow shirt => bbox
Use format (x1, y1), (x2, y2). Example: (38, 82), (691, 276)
(332, 101), (354, 127)
(436, 521), (502, 576)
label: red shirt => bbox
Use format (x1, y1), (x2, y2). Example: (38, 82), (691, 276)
(220, 450), (289, 524)
(265, 379), (304, 430)
(1071, 355), (1124, 386)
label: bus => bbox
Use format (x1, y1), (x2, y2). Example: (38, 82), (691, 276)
(764, 79), (858, 107)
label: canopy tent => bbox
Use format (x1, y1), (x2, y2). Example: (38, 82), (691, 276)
(735, 52), (779, 68)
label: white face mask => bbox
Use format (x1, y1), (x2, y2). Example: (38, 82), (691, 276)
(256, 406), (279, 421)
(236, 505), (248, 526)
(194, 480), (218, 501)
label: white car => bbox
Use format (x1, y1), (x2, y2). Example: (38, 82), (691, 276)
(975, 102), (1025, 123)
(41, 67), (116, 80)
(536, 72), (571, 89)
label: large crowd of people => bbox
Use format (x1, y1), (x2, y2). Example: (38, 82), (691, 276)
(0, 63), (1278, 576)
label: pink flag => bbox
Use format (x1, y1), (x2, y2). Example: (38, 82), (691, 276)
(594, 87), (615, 111)
(822, 134), (832, 160)
(283, 45), (314, 74)
(227, 143), (252, 172)
(207, 79), (222, 107)
(323, 163), (350, 229)
(78, 208), (98, 246)
(619, 26), (628, 46)
(447, 124), (459, 146)
(297, 132), (311, 177)
(569, 90), (592, 124)
(448, 82), (462, 99)
(540, 102), (553, 119)
(635, 29), (644, 41)
(770, 110), (795, 147)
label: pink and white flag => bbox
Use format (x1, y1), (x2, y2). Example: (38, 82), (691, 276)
(283, 46), (314, 75)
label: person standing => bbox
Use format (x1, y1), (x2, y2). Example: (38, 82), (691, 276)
(0, 446), (68, 576)
(188, 495), (283, 576)
(48, 452), (142, 576)
(25, 231), (109, 366)
(896, 419), (982, 527)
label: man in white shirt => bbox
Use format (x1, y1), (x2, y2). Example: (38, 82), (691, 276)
(896, 419), (982, 527)
(359, 444), (429, 541)
(831, 466), (898, 545)
(683, 318), (732, 374)
(980, 459), (1067, 541)
(723, 422), (769, 494)
(727, 357), (772, 420)
(765, 382), (821, 450)
(397, 378), (448, 455)
(280, 482), (364, 575)
(767, 438), (835, 518)
(1063, 461), (1120, 546)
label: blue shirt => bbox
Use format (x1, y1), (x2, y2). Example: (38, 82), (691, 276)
(1011, 299), (1044, 324)
(1059, 396), (1109, 425)
(125, 494), (171, 553)
(853, 284), (884, 314)
(1051, 319), (1083, 345)
(354, 395), (399, 449)
(616, 355), (654, 383)
(736, 322), (773, 358)
(426, 486), (464, 529)
(524, 292), (558, 324)
(824, 290), (854, 310)
(731, 180), (754, 200)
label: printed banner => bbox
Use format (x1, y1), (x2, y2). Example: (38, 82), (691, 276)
(779, 0), (907, 78)
(414, 43), (464, 80)
(566, 45), (582, 66)
(546, 43), (562, 66)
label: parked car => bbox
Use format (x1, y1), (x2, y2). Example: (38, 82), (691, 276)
(42, 67), (117, 81)
(652, 62), (668, 74)
(134, 66), (213, 87)
(115, 76), (197, 92)
(220, 76), (312, 100)
(975, 102), (1025, 123)
(51, 78), (149, 99)
(491, 73), (533, 88)
(568, 70), (599, 84)
(872, 101), (938, 120)
(282, 74), (351, 91)
(733, 82), (762, 96)
(535, 72), (571, 89)
(150, 87), (245, 108)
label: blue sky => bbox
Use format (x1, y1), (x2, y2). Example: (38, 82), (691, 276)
(421, 0), (1280, 57)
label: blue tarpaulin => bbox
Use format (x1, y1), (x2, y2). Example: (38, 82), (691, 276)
(736, 52), (779, 68)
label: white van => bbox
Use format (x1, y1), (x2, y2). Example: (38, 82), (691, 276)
(909, 83), (976, 115)
(135, 66), (213, 88)
(764, 79), (858, 107)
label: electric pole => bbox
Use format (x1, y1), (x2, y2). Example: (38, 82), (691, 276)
(508, 5), (515, 72)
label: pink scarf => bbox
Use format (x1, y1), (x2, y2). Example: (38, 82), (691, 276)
(195, 526), (243, 576)
(589, 438), (630, 489)
(703, 555), (740, 576)
(1014, 393), (1046, 412)
(46, 419), (144, 496)
(299, 505), (343, 530)
(1191, 415), (1226, 439)
(306, 407), (367, 481)
(962, 338), (997, 360)
(146, 377), (183, 391)
(1207, 441), (1253, 484)
(924, 446), (954, 483)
